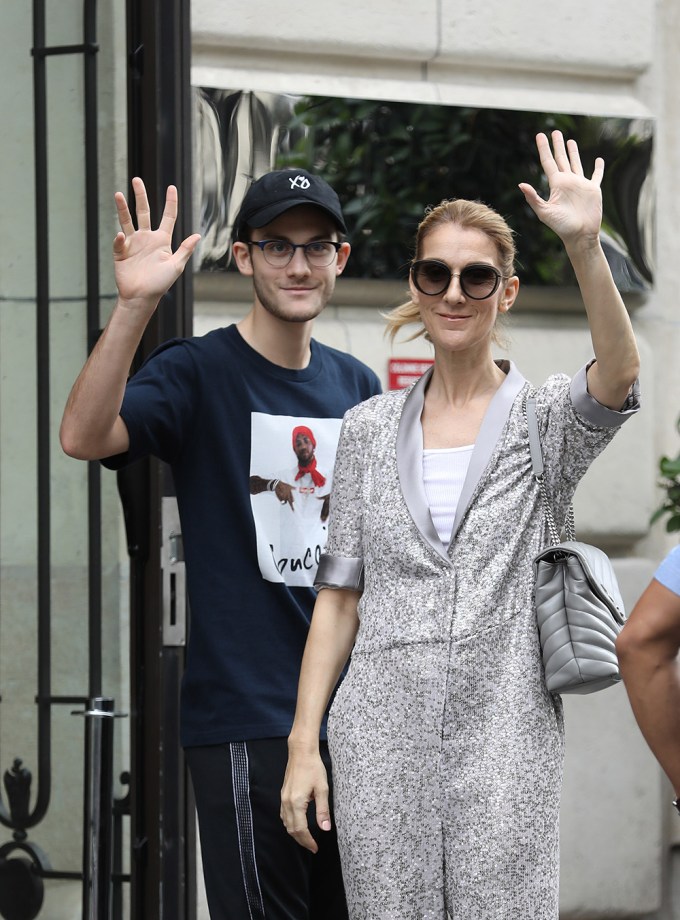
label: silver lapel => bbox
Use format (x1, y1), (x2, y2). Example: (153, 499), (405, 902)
(396, 367), (449, 563)
(396, 362), (527, 563)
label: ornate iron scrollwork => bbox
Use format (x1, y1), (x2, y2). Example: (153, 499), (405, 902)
(0, 761), (51, 920)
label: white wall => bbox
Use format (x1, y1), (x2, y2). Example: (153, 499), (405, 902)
(192, 0), (655, 116)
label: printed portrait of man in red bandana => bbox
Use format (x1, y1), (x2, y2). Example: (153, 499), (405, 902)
(249, 414), (341, 586)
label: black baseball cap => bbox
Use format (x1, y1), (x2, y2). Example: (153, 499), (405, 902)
(234, 168), (346, 238)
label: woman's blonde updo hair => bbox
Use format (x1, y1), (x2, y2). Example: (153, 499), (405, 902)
(385, 199), (517, 344)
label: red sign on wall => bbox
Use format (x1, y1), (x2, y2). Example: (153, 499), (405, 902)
(388, 357), (434, 390)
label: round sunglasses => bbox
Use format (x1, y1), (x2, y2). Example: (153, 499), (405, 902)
(411, 260), (504, 300)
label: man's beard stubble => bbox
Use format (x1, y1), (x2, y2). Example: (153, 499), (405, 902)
(252, 273), (331, 324)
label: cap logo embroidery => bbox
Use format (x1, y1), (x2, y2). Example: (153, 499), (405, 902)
(289, 175), (311, 190)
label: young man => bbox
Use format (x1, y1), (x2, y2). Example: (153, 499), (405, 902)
(60, 169), (381, 919)
(617, 546), (680, 817)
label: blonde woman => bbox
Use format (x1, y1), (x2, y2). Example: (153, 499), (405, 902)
(281, 132), (640, 919)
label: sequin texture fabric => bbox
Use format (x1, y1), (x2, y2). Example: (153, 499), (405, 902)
(320, 364), (639, 919)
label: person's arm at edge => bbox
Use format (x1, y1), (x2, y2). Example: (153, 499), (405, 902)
(616, 578), (680, 796)
(281, 586), (360, 853)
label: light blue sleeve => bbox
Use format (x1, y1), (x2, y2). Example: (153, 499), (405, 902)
(654, 545), (680, 597)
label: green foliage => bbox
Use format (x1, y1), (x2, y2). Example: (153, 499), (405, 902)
(652, 418), (680, 533)
(275, 98), (650, 285)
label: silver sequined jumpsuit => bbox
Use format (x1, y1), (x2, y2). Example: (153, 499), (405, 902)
(316, 361), (639, 920)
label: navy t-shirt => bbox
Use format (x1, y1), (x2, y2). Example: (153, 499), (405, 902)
(103, 324), (381, 747)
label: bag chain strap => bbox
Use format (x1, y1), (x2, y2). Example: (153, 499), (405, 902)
(525, 393), (576, 546)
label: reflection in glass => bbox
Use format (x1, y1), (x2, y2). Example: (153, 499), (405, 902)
(193, 87), (653, 292)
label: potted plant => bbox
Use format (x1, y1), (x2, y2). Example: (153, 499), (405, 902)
(652, 417), (680, 532)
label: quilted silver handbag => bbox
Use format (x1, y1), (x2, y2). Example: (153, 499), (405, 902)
(526, 396), (626, 694)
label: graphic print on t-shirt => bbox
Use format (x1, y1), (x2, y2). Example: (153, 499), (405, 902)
(249, 413), (342, 586)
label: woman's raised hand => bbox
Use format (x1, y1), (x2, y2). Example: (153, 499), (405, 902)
(113, 177), (201, 310)
(519, 130), (604, 249)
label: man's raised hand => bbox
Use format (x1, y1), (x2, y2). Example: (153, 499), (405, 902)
(113, 178), (201, 309)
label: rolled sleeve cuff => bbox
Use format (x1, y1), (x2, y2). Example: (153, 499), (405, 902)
(570, 361), (641, 428)
(314, 554), (364, 592)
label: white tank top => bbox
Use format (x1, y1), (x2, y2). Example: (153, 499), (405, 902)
(422, 445), (474, 545)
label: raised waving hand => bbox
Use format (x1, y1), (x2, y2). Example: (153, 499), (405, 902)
(59, 179), (200, 461)
(519, 130), (639, 411)
(519, 131), (604, 249)
(113, 178), (201, 309)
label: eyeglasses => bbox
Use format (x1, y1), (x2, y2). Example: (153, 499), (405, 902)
(248, 239), (342, 267)
(411, 260), (504, 300)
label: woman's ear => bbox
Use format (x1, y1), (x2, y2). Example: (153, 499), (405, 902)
(499, 275), (520, 313)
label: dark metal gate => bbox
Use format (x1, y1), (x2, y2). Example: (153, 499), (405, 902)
(122, 0), (196, 917)
(0, 1), (195, 917)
